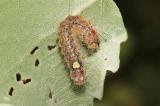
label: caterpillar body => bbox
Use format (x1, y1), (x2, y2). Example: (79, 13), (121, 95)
(58, 16), (99, 85)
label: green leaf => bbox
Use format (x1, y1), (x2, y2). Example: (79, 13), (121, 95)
(0, 0), (127, 106)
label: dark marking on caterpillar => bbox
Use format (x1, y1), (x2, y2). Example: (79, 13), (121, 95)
(35, 59), (40, 67)
(58, 16), (99, 85)
(30, 46), (39, 55)
(48, 45), (56, 51)
(8, 87), (14, 96)
(22, 78), (31, 84)
(16, 73), (21, 81)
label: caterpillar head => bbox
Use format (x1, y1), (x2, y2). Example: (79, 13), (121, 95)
(84, 29), (100, 51)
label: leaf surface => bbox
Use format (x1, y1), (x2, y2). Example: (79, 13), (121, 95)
(0, 0), (127, 106)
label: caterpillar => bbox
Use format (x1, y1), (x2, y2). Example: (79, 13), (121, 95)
(58, 16), (99, 85)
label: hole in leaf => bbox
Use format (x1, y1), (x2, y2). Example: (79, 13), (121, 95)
(16, 73), (21, 81)
(8, 87), (14, 96)
(55, 99), (57, 103)
(48, 45), (56, 51)
(104, 58), (107, 60)
(48, 90), (52, 99)
(30, 46), (39, 55)
(35, 59), (40, 67)
(22, 78), (31, 84)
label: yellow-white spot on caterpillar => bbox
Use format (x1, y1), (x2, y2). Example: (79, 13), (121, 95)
(72, 61), (80, 69)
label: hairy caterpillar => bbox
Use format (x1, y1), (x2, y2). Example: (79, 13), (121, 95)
(58, 16), (99, 85)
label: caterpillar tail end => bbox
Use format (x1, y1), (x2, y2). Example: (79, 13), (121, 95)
(70, 68), (86, 86)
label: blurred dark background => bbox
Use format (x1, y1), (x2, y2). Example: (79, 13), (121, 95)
(95, 0), (160, 106)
